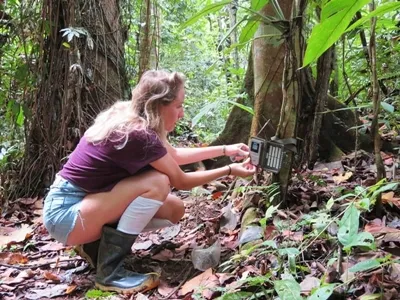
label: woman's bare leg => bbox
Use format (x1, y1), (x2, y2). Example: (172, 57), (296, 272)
(153, 194), (185, 223)
(66, 170), (170, 245)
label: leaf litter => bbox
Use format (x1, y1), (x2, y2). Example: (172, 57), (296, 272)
(0, 150), (400, 299)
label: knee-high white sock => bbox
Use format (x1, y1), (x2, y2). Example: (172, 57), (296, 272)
(117, 196), (163, 235)
(142, 218), (175, 232)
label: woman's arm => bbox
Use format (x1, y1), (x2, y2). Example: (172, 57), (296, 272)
(150, 152), (255, 190)
(165, 141), (249, 165)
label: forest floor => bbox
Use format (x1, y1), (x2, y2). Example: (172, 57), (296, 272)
(1, 150), (400, 300)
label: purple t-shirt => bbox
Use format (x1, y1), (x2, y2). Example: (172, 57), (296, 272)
(59, 129), (167, 193)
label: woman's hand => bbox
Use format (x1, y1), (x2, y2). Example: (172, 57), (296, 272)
(229, 158), (256, 177)
(224, 143), (249, 161)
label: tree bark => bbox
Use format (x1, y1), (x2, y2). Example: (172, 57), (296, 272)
(251, 4), (288, 139)
(14, 0), (127, 198)
(369, 2), (384, 216)
(138, 0), (152, 79)
(303, 46), (333, 168)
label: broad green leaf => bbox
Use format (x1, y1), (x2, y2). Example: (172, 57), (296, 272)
(370, 182), (399, 200)
(238, 19), (260, 49)
(346, 2), (400, 32)
(303, 0), (370, 67)
(321, 0), (352, 22)
(354, 186), (367, 197)
(278, 248), (300, 257)
(274, 280), (302, 300)
(338, 205), (359, 246)
(191, 101), (220, 128)
(179, 0), (231, 30)
(260, 240), (277, 249)
(308, 284), (336, 300)
(217, 17), (248, 52)
(343, 232), (376, 251)
(357, 198), (371, 211)
(16, 105), (24, 127)
(251, 0), (269, 11)
(326, 197), (334, 210)
(217, 292), (254, 300)
(265, 203), (280, 219)
(381, 102), (395, 113)
(223, 99), (254, 115)
(349, 258), (381, 273)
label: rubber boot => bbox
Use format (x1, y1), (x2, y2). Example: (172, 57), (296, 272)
(74, 222), (118, 268)
(95, 225), (159, 294)
(75, 240), (100, 268)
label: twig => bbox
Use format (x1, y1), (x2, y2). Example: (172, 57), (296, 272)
(0, 258), (85, 270)
(221, 177), (238, 203)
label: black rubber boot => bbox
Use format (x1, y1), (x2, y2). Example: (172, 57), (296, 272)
(74, 222), (118, 268)
(75, 240), (100, 268)
(95, 225), (159, 294)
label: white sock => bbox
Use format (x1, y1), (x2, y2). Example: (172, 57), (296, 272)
(142, 218), (175, 232)
(117, 196), (163, 234)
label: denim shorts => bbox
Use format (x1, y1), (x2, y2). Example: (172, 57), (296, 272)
(43, 175), (87, 245)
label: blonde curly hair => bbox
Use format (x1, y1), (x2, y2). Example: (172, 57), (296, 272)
(85, 70), (185, 147)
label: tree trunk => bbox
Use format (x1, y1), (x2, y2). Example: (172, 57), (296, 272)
(138, 0), (153, 79)
(13, 0), (127, 198)
(303, 46), (333, 168)
(250, 4), (288, 139)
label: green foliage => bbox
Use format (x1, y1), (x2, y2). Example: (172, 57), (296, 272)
(303, 0), (370, 67)
(274, 278), (302, 300)
(84, 289), (115, 299)
(179, 0), (232, 30)
(308, 284), (335, 300)
(346, 2), (400, 32)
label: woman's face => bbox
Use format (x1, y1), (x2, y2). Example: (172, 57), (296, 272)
(160, 87), (185, 132)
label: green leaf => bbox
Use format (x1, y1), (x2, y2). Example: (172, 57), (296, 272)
(274, 280), (302, 300)
(265, 203), (280, 219)
(381, 102), (395, 113)
(223, 99), (254, 115)
(238, 19), (260, 49)
(217, 17), (248, 52)
(260, 240), (277, 249)
(370, 182), (399, 200)
(303, 0), (370, 67)
(251, 0), (270, 11)
(308, 284), (336, 300)
(343, 232), (376, 251)
(217, 292), (254, 300)
(191, 101), (220, 128)
(16, 105), (24, 127)
(346, 2), (400, 32)
(278, 248), (300, 257)
(338, 205), (360, 246)
(179, 0), (232, 30)
(321, 0), (352, 22)
(271, 0), (285, 20)
(349, 258), (381, 273)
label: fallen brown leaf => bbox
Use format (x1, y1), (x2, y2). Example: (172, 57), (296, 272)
(364, 219), (400, 234)
(180, 268), (213, 296)
(0, 252), (29, 265)
(332, 172), (353, 184)
(43, 271), (62, 282)
(0, 224), (33, 246)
